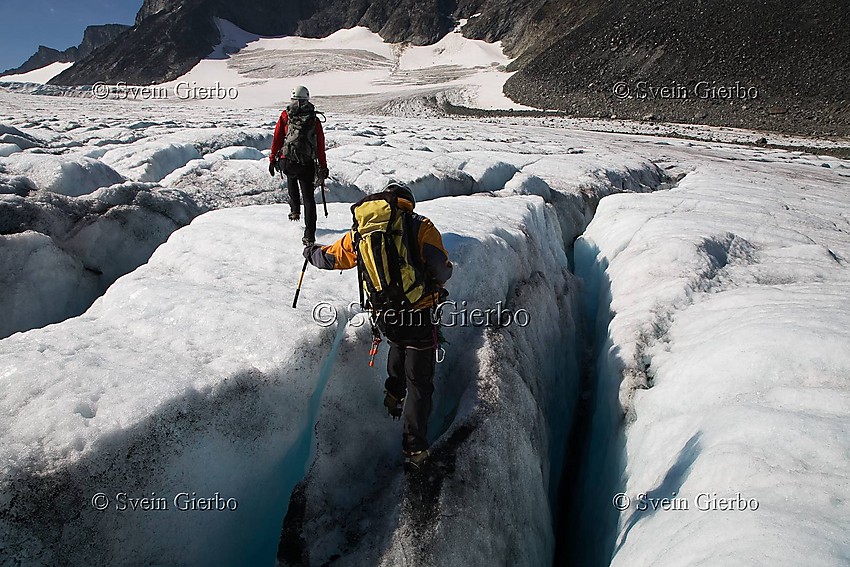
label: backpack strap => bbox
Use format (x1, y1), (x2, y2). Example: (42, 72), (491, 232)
(382, 194), (410, 307)
(353, 231), (367, 309)
(401, 213), (427, 296)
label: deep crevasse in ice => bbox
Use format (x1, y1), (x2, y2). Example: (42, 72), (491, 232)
(574, 162), (850, 567)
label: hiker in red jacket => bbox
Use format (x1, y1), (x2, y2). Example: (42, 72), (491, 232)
(269, 85), (328, 245)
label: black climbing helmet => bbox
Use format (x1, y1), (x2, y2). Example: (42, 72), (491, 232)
(385, 182), (415, 208)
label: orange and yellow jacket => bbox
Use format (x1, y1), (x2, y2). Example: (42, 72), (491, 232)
(304, 196), (452, 309)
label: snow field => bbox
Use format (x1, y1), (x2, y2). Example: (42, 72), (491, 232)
(0, 194), (579, 565)
(0, 18), (524, 113)
(0, 104), (277, 338)
(3, 89), (849, 566)
(1, 93), (673, 565)
(158, 19), (525, 112)
(0, 93), (664, 341)
(279, 136), (662, 564)
(0, 205), (347, 565)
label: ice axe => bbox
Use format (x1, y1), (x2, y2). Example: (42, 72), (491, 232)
(315, 159), (328, 218)
(292, 257), (309, 308)
(321, 177), (328, 218)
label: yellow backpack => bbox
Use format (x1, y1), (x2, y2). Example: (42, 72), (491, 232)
(351, 192), (425, 311)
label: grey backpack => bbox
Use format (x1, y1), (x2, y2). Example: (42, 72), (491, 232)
(283, 102), (318, 165)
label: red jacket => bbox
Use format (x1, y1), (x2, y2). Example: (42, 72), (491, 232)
(270, 108), (327, 169)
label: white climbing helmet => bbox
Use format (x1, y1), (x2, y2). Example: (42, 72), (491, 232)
(291, 85), (310, 101)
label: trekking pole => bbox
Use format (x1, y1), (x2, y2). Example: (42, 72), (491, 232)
(292, 257), (309, 308)
(321, 177), (328, 218)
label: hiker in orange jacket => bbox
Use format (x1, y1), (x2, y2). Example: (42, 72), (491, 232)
(269, 85), (328, 245)
(303, 183), (452, 469)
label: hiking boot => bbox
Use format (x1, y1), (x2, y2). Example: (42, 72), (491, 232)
(288, 211), (300, 221)
(383, 390), (404, 420)
(302, 236), (315, 246)
(403, 449), (429, 471)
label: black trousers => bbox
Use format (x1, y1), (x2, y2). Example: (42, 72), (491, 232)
(381, 312), (436, 453)
(283, 159), (317, 242)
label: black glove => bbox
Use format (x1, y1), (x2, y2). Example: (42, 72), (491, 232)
(303, 245), (315, 260)
(268, 161), (276, 177)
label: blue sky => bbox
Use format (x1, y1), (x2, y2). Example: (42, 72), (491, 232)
(0, 1), (141, 72)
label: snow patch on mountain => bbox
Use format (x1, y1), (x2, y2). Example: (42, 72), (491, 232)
(0, 62), (74, 85)
(158, 18), (526, 112)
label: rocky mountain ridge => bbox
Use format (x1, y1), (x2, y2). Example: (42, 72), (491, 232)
(14, 0), (848, 136)
(1, 24), (130, 76)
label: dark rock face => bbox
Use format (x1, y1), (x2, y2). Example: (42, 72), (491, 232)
(454, 0), (605, 58)
(78, 24), (132, 59)
(136, 0), (172, 24)
(53, 2), (222, 86)
(299, 0), (456, 45)
(503, 0), (850, 136)
(1, 25), (130, 76)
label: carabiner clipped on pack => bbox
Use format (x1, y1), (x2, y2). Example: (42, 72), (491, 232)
(435, 347), (446, 364)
